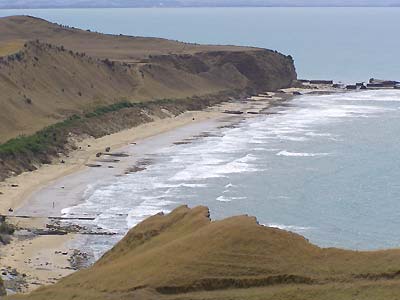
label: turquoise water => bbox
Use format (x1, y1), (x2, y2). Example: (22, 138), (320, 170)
(1, 8), (400, 254)
(0, 7), (399, 81)
(59, 90), (400, 256)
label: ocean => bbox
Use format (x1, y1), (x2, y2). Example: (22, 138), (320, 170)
(1, 8), (400, 255)
(0, 7), (399, 82)
(61, 89), (400, 257)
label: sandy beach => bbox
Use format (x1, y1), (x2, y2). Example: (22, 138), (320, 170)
(0, 86), (330, 294)
(0, 91), (286, 293)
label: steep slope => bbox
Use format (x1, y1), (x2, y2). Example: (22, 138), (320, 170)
(0, 16), (296, 180)
(0, 40), (140, 142)
(0, 16), (296, 143)
(9, 206), (400, 300)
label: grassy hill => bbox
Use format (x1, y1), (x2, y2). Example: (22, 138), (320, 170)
(0, 15), (253, 61)
(8, 205), (400, 300)
(0, 16), (296, 180)
(0, 16), (297, 143)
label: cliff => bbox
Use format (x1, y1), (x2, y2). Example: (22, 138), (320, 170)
(0, 36), (295, 143)
(9, 206), (400, 300)
(0, 15), (296, 180)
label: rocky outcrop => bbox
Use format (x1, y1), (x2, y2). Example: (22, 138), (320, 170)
(148, 50), (296, 94)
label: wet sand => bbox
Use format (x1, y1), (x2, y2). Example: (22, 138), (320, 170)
(0, 87), (331, 294)
(0, 93), (291, 293)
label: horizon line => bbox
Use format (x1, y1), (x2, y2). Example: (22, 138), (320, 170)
(1, 5), (400, 9)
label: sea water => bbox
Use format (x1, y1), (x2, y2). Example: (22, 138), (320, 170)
(1, 8), (400, 256)
(60, 89), (400, 257)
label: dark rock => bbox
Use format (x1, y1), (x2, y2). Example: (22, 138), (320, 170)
(310, 80), (334, 85)
(332, 83), (345, 88)
(223, 110), (244, 115)
(85, 164), (102, 168)
(369, 78), (399, 86)
(104, 152), (129, 157)
(367, 83), (384, 88)
(96, 159), (120, 163)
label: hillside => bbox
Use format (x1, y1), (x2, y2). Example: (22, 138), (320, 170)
(0, 16), (254, 61)
(0, 15), (296, 180)
(0, 16), (296, 143)
(8, 205), (400, 300)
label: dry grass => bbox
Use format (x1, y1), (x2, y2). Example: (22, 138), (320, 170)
(0, 40), (24, 57)
(0, 16), (295, 144)
(0, 16), (253, 60)
(8, 205), (400, 300)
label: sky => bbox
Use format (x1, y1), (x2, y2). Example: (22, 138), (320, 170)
(0, 0), (400, 9)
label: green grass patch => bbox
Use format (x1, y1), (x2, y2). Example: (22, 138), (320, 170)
(0, 220), (15, 235)
(84, 101), (135, 118)
(0, 100), (141, 157)
(0, 114), (81, 156)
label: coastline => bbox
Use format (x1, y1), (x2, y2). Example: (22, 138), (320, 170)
(0, 89), (299, 293)
(0, 84), (339, 294)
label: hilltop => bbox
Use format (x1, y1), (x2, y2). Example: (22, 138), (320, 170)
(0, 16), (252, 61)
(7, 205), (400, 300)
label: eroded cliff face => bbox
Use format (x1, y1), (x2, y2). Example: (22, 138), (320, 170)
(0, 41), (296, 143)
(146, 49), (296, 94)
(0, 16), (296, 180)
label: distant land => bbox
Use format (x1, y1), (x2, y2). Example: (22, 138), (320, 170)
(1, 0), (400, 9)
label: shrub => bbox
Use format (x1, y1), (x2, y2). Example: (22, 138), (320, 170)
(0, 220), (15, 235)
(84, 101), (134, 118)
(103, 58), (114, 67)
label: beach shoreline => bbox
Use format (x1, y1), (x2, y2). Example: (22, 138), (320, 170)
(0, 85), (336, 294)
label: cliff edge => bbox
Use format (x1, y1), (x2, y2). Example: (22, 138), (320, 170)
(0, 16), (296, 180)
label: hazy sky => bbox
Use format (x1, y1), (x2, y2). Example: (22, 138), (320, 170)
(1, 0), (400, 9)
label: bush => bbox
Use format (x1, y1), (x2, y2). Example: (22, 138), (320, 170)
(0, 101), (134, 157)
(0, 117), (78, 156)
(0, 220), (15, 235)
(84, 101), (134, 118)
